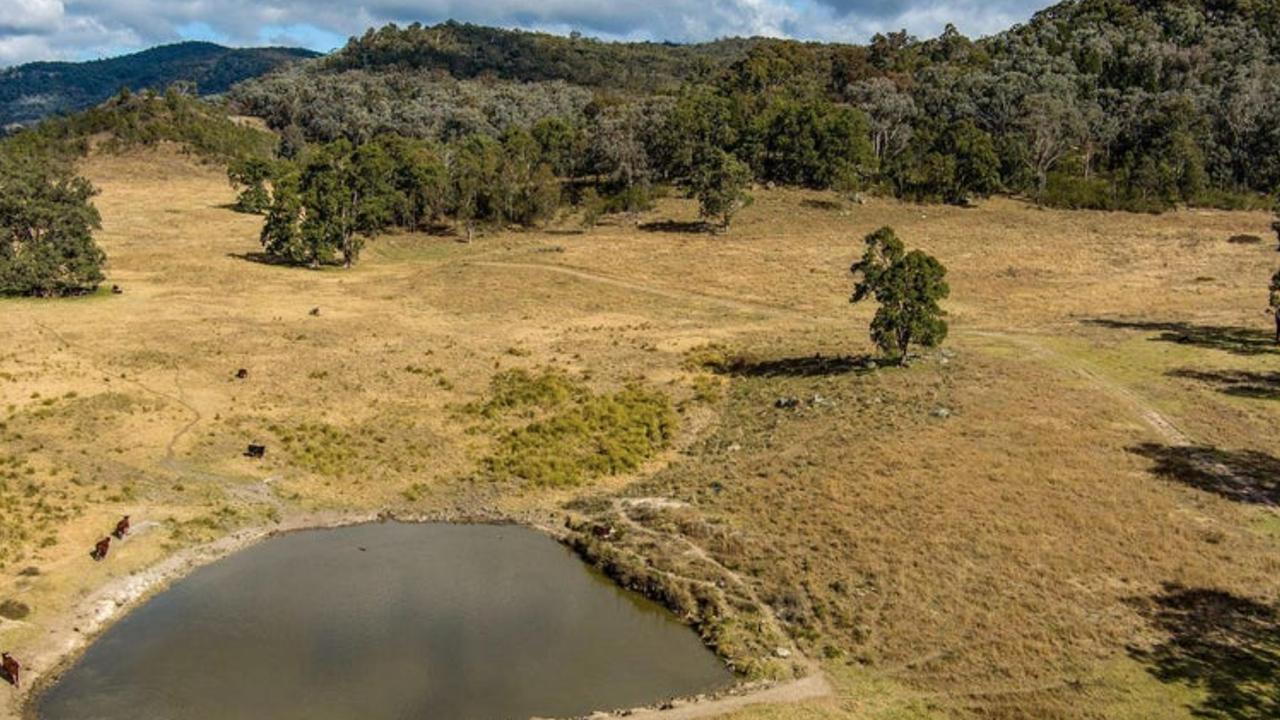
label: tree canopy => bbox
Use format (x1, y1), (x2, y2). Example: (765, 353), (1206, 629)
(851, 227), (949, 363)
(0, 150), (104, 297)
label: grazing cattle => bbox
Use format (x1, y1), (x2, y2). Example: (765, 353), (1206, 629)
(111, 285), (123, 295)
(246, 444), (266, 459)
(591, 524), (614, 539)
(113, 515), (131, 539)
(91, 536), (111, 561)
(309, 307), (321, 316)
(235, 368), (249, 380)
(1, 652), (19, 687)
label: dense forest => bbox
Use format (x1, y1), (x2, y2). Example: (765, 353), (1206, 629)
(0, 42), (317, 128)
(230, 0), (1280, 213)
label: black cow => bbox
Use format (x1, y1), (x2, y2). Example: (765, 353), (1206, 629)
(246, 444), (266, 459)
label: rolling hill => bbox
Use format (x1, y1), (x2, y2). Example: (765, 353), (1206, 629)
(0, 41), (319, 128)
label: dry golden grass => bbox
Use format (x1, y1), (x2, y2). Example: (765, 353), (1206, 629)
(2, 146), (1280, 719)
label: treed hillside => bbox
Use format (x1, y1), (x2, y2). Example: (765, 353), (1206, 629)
(0, 42), (318, 128)
(228, 0), (1280, 212)
(324, 21), (764, 91)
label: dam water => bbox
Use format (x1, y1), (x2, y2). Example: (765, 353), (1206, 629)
(38, 522), (730, 719)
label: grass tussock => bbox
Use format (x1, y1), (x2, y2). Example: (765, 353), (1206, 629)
(270, 421), (359, 476)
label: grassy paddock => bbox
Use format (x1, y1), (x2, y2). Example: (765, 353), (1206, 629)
(0, 147), (1278, 719)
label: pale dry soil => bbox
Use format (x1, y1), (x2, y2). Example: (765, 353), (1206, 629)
(1, 146), (1279, 719)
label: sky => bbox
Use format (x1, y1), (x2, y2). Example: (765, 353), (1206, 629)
(0, 0), (1055, 67)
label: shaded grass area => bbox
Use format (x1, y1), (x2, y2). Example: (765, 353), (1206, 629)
(1168, 369), (1280, 401)
(1129, 443), (1280, 506)
(1086, 320), (1279, 357)
(685, 343), (873, 378)
(1129, 584), (1280, 720)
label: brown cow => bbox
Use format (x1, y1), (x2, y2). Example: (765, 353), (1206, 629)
(2, 652), (20, 687)
(113, 515), (131, 540)
(91, 536), (111, 561)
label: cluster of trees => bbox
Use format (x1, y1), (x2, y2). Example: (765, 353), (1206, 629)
(232, 3), (1280, 212)
(0, 140), (104, 296)
(248, 128), (568, 266)
(229, 70), (592, 148)
(0, 87), (280, 296)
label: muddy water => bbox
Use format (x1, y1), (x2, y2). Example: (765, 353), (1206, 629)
(38, 523), (730, 719)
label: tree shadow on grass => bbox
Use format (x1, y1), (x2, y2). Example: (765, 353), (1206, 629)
(715, 353), (875, 378)
(226, 252), (303, 267)
(1128, 443), (1280, 505)
(1128, 584), (1280, 720)
(637, 219), (713, 234)
(1168, 369), (1280, 401)
(1084, 319), (1278, 357)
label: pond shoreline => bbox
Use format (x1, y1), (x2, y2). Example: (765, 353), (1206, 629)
(16, 510), (829, 720)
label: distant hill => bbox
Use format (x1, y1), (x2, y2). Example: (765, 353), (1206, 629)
(0, 41), (320, 127)
(325, 21), (765, 92)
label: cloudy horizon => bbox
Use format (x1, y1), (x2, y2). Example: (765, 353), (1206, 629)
(0, 0), (1054, 67)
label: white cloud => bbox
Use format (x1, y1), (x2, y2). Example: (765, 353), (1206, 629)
(0, 0), (1053, 67)
(0, 0), (64, 34)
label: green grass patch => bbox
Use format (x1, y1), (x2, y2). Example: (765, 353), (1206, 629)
(466, 368), (584, 419)
(269, 421), (359, 476)
(477, 372), (676, 487)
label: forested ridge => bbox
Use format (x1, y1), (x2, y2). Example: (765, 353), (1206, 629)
(0, 42), (318, 128)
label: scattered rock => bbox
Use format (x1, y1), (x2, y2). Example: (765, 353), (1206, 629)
(726, 443), (742, 453)
(775, 647), (793, 658)
(861, 358), (878, 370)
(810, 394), (829, 406)
(932, 407), (952, 419)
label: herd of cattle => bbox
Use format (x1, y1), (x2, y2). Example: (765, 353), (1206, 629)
(0, 515), (133, 690)
(2, 364), (278, 692)
(90, 515), (131, 562)
(1, 357), (288, 692)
